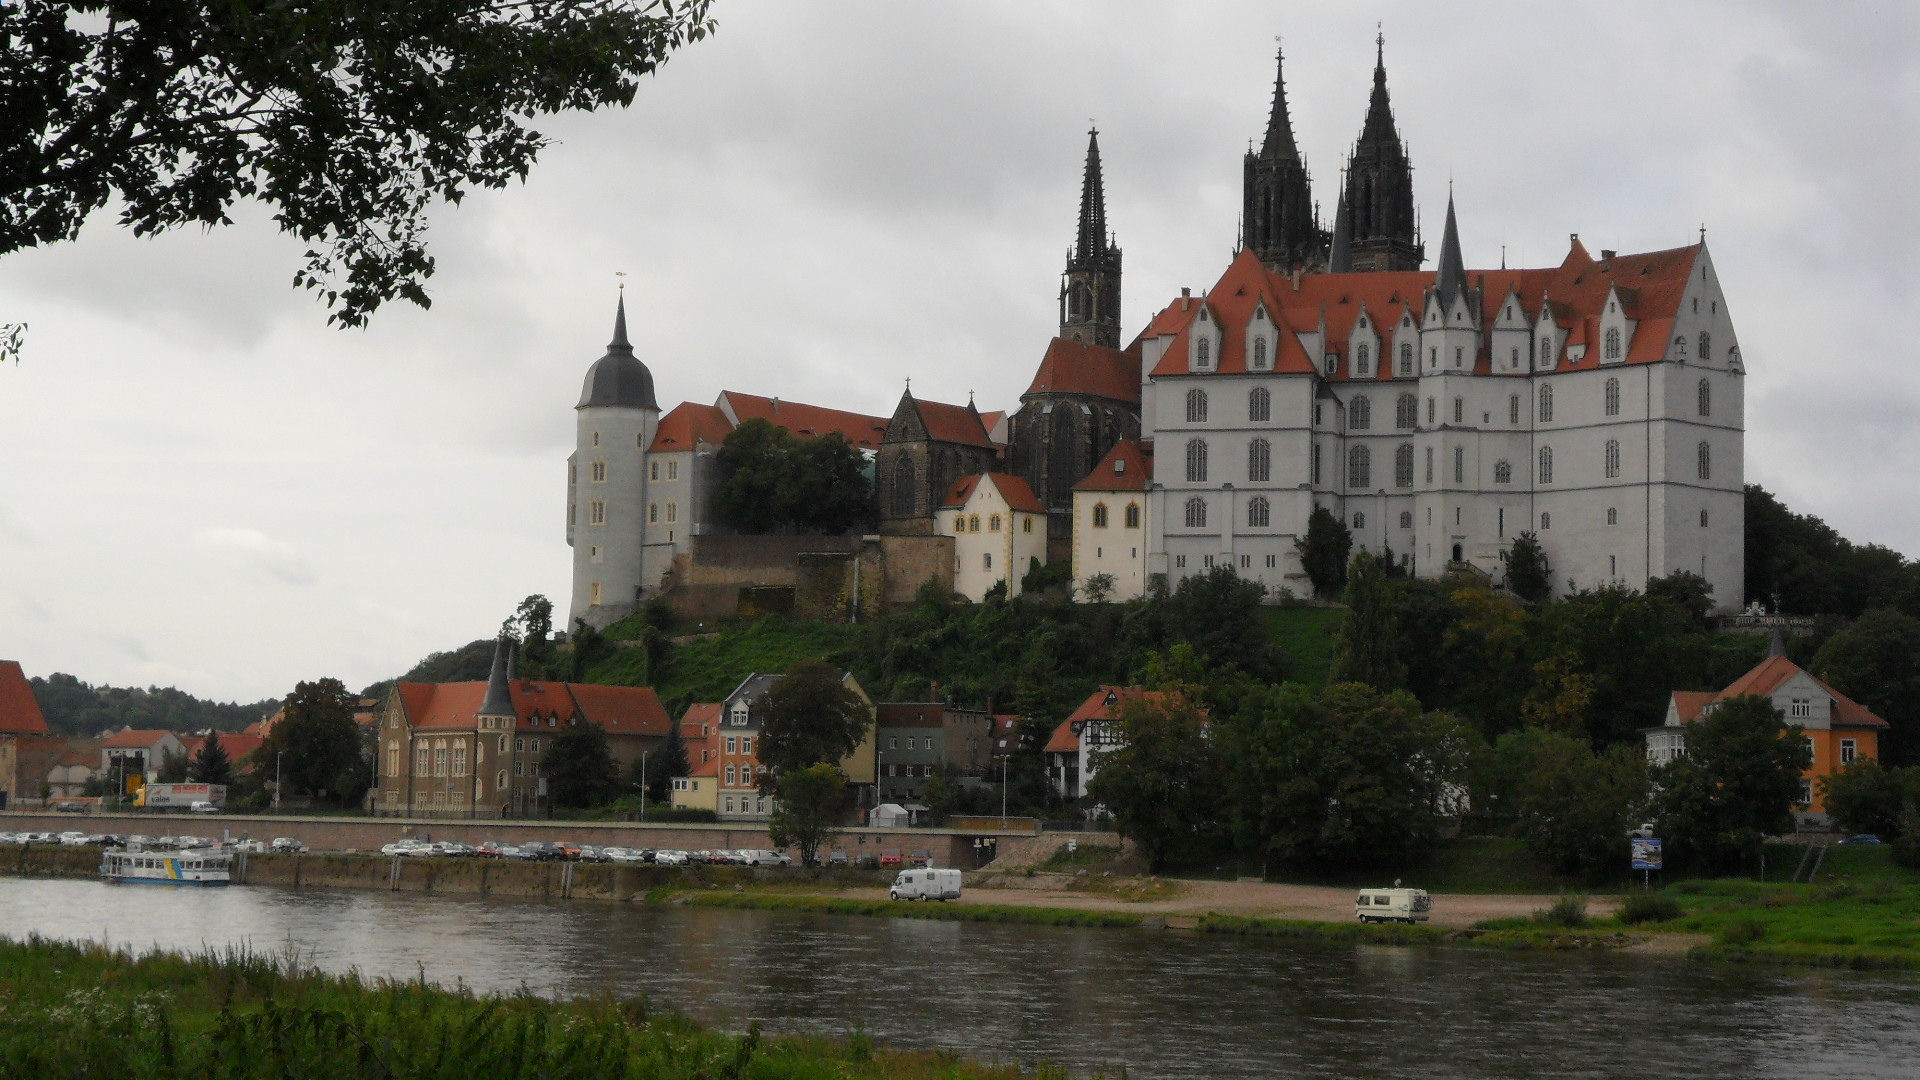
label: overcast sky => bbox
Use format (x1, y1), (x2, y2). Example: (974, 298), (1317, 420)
(1, 0), (1914, 704)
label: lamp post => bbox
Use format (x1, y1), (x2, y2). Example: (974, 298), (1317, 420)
(1000, 755), (1008, 827)
(639, 749), (649, 823)
(274, 751), (285, 811)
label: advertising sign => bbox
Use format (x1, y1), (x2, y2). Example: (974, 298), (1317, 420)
(144, 783), (227, 808)
(1630, 837), (1663, 871)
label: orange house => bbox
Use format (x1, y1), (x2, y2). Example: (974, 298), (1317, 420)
(1649, 636), (1887, 822)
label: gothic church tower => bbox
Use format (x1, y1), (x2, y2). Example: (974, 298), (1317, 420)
(1338, 35), (1423, 272)
(567, 291), (660, 631)
(1243, 46), (1328, 273)
(1059, 129), (1122, 348)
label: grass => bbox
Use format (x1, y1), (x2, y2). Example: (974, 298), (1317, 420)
(1659, 877), (1920, 968)
(592, 616), (860, 709)
(0, 935), (1056, 1079)
(663, 889), (1149, 929)
(1261, 605), (1344, 686)
(1242, 836), (1587, 895)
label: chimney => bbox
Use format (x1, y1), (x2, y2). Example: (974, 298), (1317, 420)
(1600, 249), (1616, 260)
(1180, 287), (1191, 311)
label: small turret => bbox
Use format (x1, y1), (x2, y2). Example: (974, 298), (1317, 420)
(479, 637), (515, 721)
(1433, 190), (1467, 308)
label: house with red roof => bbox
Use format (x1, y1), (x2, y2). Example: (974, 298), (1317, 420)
(938, 472), (1049, 601)
(1071, 440), (1154, 600)
(373, 641), (672, 818)
(1042, 686), (1162, 800)
(0, 660), (65, 807)
(97, 728), (189, 787)
(876, 391), (1002, 536)
(668, 703), (722, 813)
(1647, 634), (1888, 823)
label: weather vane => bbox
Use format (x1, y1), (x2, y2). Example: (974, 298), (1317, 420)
(615, 270), (626, 291)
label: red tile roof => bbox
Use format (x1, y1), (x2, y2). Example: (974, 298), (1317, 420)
(0, 661), (49, 735)
(649, 402), (734, 453)
(1025, 337), (1140, 404)
(100, 728), (178, 750)
(720, 391), (891, 451)
(1670, 691), (1715, 724)
(1073, 439), (1153, 492)
(1045, 686), (1161, 753)
(1673, 656), (1888, 730)
(912, 399), (996, 448)
(1146, 241), (1704, 380)
(396, 680), (670, 735)
(875, 703), (950, 728)
(978, 410), (1009, 444)
(941, 472), (1046, 514)
(1043, 718), (1079, 754)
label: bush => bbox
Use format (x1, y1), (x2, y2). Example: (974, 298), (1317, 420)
(1894, 806), (1920, 870)
(1618, 893), (1684, 924)
(1534, 893), (1589, 928)
(1719, 918), (1767, 946)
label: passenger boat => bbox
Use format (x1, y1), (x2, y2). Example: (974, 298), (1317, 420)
(99, 846), (233, 886)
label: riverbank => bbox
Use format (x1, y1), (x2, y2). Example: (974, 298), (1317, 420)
(0, 935), (1044, 1079)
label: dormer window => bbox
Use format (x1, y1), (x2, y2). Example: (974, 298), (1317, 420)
(1114, 458), (1126, 475)
(1324, 354), (1337, 376)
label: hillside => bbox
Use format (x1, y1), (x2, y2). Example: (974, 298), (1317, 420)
(30, 673), (277, 737)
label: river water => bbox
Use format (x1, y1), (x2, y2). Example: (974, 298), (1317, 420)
(1, 877), (1915, 1078)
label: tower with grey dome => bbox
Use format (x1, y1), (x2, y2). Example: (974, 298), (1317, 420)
(567, 291), (659, 631)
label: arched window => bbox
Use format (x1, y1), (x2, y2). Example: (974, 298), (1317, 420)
(1185, 388), (1208, 423)
(891, 457), (916, 517)
(1092, 503), (1108, 528)
(1196, 338), (1212, 368)
(1396, 393), (1417, 429)
(1673, 335), (1688, 360)
(1425, 397), (1435, 424)
(1247, 438), (1271, 482)
(1248, 387), (1271, 422)
(1605, 439), (1621, 478)
(1184, 497), (1207, 528)
(1494, 460), (1512, 484)
(1541, 512), (1552, 530)
(1538, 446), (1554, 484)
(1353, 511), (1367, 530)
(968, 514), (980, 532)
(988, 514), (1002, 532)
(1540, 336), (1554, 365)
(1605, 377), (1620, 416)
(1604, 326), (1621, 359)
(1252, 337), (1269, 369)
(1509, 394), (1520, 425)
(1697, 379), (1711, 417)
(1453, 446), (1465, 483)
(1698, 332), (1711, 363)
(1394, 443), (1414, 487)
(1350, 396), (1371, 430)
(1247, 496), (1270, 528)
(1325, 353), (1338, 376)
(1185, 439), (1208, 482)
(1700, 509), (1710, 528)
(1538, 384), (1555, 423)
(1399, 511), (1413, 529)
(1697, 441), (1711, 480)
(1398, 342), (1413, 376)
(1348, 445), (1371, 488)
(1356, 341), (1372, 375)
(1452, 396), (1463, 424)
(952, 514), (965, 532)
(1124, 503), (1140, 528)
(1607, 507), (1618, 526)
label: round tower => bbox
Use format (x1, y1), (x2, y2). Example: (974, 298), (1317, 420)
(568, 290), (660, 631)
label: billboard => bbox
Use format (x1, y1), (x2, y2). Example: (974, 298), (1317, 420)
(143, 783), (227, 808)
(1630, 837), (1663, 871)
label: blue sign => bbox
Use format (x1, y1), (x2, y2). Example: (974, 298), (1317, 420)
(1631, 837), (1663, 871)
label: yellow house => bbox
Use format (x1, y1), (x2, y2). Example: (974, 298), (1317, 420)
(1071, 440), (1152, 600)
(669, 703), (720, 812)
(939, 473), (1049, 601)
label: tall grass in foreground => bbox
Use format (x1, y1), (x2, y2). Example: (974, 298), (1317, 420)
(0, 936), (1055, 1078)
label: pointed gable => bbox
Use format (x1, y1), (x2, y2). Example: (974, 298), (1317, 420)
(1075, 439), (1152, 492)
(1025, 338), (1139, 404)
(0, 661), (49, 734)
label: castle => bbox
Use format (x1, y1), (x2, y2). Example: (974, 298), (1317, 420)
(568, 39), (1745, 629)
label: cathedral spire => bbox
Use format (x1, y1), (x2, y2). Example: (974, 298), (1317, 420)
(1338, 32), (1422, 272)
(1259, 43), (1300, 161)
(1243, 42), (1328, 273)
(1061, 127), (1122, 348)
(1329, 184), (1353, 273)
(1075, 127), (1108, 263)
(1434, 189), (1466, 306)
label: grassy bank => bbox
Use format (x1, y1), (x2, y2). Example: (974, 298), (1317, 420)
(0, 935), (1056, 1079)
(661, 889), (1148, 929)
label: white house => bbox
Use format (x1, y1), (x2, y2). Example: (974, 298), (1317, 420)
(1071, 440), (1154, 600)
(938, 473), (1050, 601)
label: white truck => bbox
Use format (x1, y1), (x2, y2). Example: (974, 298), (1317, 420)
(890, 867), (962, 902)
(1354, 887), (1431, 924)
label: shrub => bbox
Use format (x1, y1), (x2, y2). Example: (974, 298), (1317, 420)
(1618, 893), (1684, 924)
(1719, 918), (1767, 946)
(1534, 893), (1589, 928)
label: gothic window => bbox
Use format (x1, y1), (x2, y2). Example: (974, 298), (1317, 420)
(968, 514), (980, 532)
(1541, 512), (1552, 530)
(1248, 438), (1271, 482)
(1700, 509), (1710, 528)
(1605, 377), (1620, 416)
(1509, 394), (1520, 425)
(1248, 387), (1271, 422)
(1398, 342), (1413, 376)
(1452, 396), (1463, 424)
(1348, 445), (1371, 489)
(1394, 443), (1414, 487)
(1092, 503), (1108, 528)
(1697, 441), (1711, 480)
(952, 515), (964, 532)
(1399, 511), (1413, 529)
(1698, 332), (1711, 363)
(1540, 335), (1554, 365)
(1454, 346), (1464, 367)
(1247, 496), (1270, 528)
(1673, 335), (1688, 360)
(892, 458), (916, 517)
(1311, 444), (1322, 486)
(649, 502), (659, 524)
(1357, 342), (1371, 375)
(1453, 446), (1465, 483)
(1048, 407), (1078, 503)
(1350, 396), (1371, 430)
(1604, 327), (1622, 359)
(1539, 384), (1554, 423)
(1538, 446), (1554, 485)
(1510, 347), (1520, 369)
(1253, 337), (1269, 369)
(591, 460), (606, 482)
(1353, 511), (1366, 530)
(1184, 498), (1207, 528)
(1325, 354), (1337, 376)
(1196, 338), (1212, 368)
(1396, 393), (1417, 429)
(989, 514), (1002, 532)
(1425, 397), (1435, 424)
(590, 500), (606, 525)
(1186, 388), (1208, 423)
(1124, 503), (1140, 528)
(1607, 508), (1618, 526)
(1424, 446), (1434, 484)
(1494, 460), (1512, 484)
(1605, 439), (1621, 478)
(1185, 439), (1208, 482)
(666, 501), (677, 523)
(1697, 379), (1712, 417)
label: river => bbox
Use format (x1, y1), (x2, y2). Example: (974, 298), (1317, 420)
(1, 877), (1915, 1078)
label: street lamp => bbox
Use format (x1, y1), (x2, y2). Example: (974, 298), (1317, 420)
(639, 749), (649, 823)
(274, 751), (285, 811)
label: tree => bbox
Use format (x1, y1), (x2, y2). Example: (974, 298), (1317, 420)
(1819, 760), (1916, 841)
(712, 421), (872, 535)
(1519, 653), (1596, 736)
(187, 731), (235, 787)
(545, 720), (622, 809)
(1811, 608), (1920, 766)
(1084, 690), (1218, 872)
(641, 720), (690, 804)
(1295, 505), (1352, 598)
(1651, 695), (1810, 875)
(507, 594), (556, 670)
(756, 660), (869, 786)
(156, 746), (189, 784)
(787, 433), (875, 534)
(1496, 729), (1646, 880)
(1082, 572), (1116, 604)
(1159, 565), (1283, 682)
(1646, 571), (1715, 629)
(1, 1), (716, 328)
(767, 763), (846, 867)
(263, 678), (366, 805)
(1328, 550), (1404, 691)
(1506, 531), (1552, 603)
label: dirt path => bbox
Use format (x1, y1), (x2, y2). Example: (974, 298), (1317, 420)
(796, 877), (1619, 929)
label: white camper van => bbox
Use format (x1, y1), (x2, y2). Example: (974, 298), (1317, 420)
(890, 867), (962, 902)
(1354, 887), (1431, 924)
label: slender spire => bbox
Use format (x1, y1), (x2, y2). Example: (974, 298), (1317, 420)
(1329, 183), (1353, 273)
(608, 290), (631, 353)
(479, 636), (515, 718)
(1259, 43), (1300, 161)
(1361, 31), (1400, 149)
(1434, 190), (1466, 306)
(1075, 127), (1108, 261)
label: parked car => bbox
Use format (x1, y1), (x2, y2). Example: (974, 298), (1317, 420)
(907, 850), (932, 868)
(1839, 834), (1882, 845)
(879, 850), (903, 867)
(653, 849), (688, 866)
(827, 850), (849, 867)
(496, 845), (529, 860)
(740, 849), (793, 867)
(233, 839), (267, 854)
(58, 831), (90, 845)
(269, 837), (308, 854)
(520, 841), (563, 861)
(53, 801), (87, 814)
